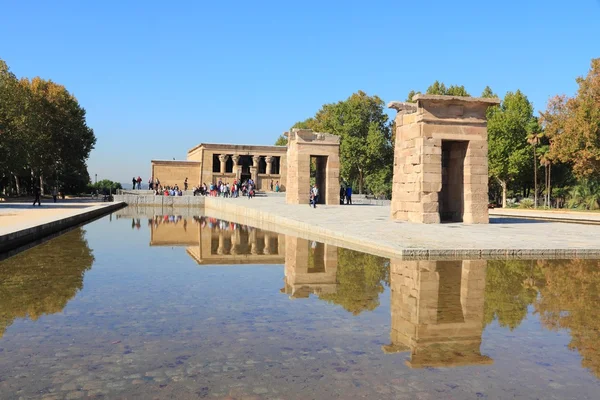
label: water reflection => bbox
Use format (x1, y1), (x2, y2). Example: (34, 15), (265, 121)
(2, 213), (600, 398)
(142, 215), (600, 377)
(383, 260), (492, 368)
(0, 228), (94, 338)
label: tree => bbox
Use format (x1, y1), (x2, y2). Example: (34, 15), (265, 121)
(487, 90), (535, 207)
(0, 58), (96, 196)
(274, 134), (287, 146)
(286, 91), (392, 194)
(406, 90), (421, 103)
(406, 81), (471, 103)
(541, 58), (600, 181)
(526, 121), (544, 208)
(481, 86), (498, 99)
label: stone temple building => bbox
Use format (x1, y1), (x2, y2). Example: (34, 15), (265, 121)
(151, 143), (287, 191)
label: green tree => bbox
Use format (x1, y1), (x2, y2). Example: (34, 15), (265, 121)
(487, 90), (535, 207)
(406, 81), (471, 102)
(481, 86), (498, 98)
(286, 91), (392, 194)
(406, 90), (421, 103)
(274, 134), (287, 146)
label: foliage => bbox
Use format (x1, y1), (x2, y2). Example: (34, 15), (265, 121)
(487, 90), (536, 206)
(481, 86), (498, 98)
(566, 180), (600, 210)
(0, 58), (96, 195)
(274, 134), (287, 146)
(541, 59), (600, 181)
(88, 179), (122, 193)
(288, 91), (392, 194)
(406, 81), (471, 100)
(518, 198), (534, 208)
(0, 228), (94, 337)
(319, 248), (389, 315)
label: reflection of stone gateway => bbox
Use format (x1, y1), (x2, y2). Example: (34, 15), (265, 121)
(382, 259), (493, 368)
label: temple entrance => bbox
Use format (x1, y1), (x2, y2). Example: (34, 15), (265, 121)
(239, 155), (252, 182)
(440, 140), (467, 222)
(311, 155), (328, 204)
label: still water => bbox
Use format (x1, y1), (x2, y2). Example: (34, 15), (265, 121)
(1, 210), (599, 399)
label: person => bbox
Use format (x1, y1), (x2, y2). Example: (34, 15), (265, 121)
(248, 183), (254, 199)
(311, 185), (319, 208)
(340, 185), (345, 205)
(275, 181), (280, 192)
(132, 177), (137, 190)
(270, 180), (274, 191)
(346, 186), (352, 205)
(184, 177), (188, 191)
(148, 177), (154, 190)
(137, 176), (142, 189)
(33, 186), (41, 206)
(52, 187), (58, 203)
(155, 177), (160, 190)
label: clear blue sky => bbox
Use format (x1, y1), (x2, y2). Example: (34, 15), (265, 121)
(1, 0), (599, 183)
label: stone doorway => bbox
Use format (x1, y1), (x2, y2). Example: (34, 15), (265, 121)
(440, 140), (468, 222)
(311, 155), (328, 204)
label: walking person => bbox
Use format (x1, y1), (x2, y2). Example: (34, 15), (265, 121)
(270, 180), (274, 191)
(340, 185), (345, 204)
(52, 187), (58, 203)
(311, 185), (319, 208)
(33, 186), (41, 206)
(132, 177), (137, 190)
(184, 177), (188, 192)
(346, 185), (352, 205)
(148, 177), (154, 190)
(137, 176), (142, 190)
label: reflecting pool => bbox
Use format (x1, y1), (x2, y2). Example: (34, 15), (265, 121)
(1, 210), (600, 399)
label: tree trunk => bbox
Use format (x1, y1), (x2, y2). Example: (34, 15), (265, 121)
(533, 146), (537, 208)
(40, 175), (44, 196)
(548, 163), (552, 208)
(14, 174), (20, 196)
(358, 170), (364, 194)
(498, 179), (508, 208)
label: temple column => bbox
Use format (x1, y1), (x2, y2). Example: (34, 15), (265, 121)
(251, 155), (261, 183)
(231, 155), (240, 179)
(218, 155), (229, 174)
(265, 156), (274, 175)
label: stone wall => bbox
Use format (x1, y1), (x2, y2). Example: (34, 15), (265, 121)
(151, 160), (201, 189)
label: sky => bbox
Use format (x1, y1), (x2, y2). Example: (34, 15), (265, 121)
(1, 0), (599, 183)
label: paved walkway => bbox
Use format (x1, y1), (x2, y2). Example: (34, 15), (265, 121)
(0, 202), (102, 234)
(204, 196), (600, 259)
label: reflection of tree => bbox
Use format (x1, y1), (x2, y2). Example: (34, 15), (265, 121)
(483, 260), (543, 330)
(319, 248), (389, 315)
(0, 228), (94, 337)
(535, 259), (600, 378)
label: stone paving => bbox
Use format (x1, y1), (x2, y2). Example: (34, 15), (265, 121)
(0, 202), (101, 235)
(204, 196), (600, 259)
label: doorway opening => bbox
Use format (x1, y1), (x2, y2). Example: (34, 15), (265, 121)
(440, 141), (467, 222)
(310, 155), (328, 204)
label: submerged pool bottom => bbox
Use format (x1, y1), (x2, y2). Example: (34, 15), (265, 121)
(0, 212), (599, 399)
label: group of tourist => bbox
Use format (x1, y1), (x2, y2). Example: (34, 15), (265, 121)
(131, 176), (143, 190)
(190, 179), (259, 199)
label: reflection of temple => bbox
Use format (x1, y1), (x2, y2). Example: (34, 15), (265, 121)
(383, 260), (492, 368)
(280, 238), (338, 298)
(149, 217), (285, 265)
